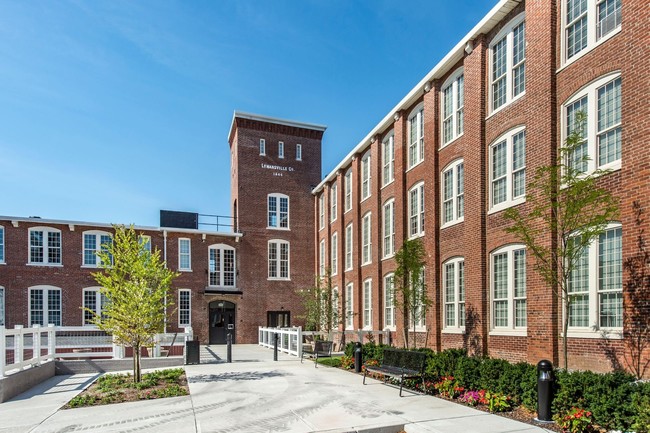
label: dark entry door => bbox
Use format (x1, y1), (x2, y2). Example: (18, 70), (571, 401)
(209, 301), (236, 344)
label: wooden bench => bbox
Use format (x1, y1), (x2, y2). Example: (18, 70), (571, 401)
(301, 340), (333, 368)
(362, 348), (427, 396)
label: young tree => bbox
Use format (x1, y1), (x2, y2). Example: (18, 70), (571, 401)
(90, 225), (178, 383)
(393, 238), (429, 349)
(298, 269), (339, 334)
(503, 112), (618, 370)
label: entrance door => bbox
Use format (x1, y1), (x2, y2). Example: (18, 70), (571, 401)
(209, 301), (236, 344)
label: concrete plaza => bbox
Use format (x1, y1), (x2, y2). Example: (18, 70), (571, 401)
(0, 345), (555, 433)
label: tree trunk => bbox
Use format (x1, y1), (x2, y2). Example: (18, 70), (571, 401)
(133, 345), (141, 383)
(563, 296), (570, 371)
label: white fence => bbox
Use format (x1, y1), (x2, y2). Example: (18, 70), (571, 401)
(1, 325), (193, 378)
(258, 327), (303, 357)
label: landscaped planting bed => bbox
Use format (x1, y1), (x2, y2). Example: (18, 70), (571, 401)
(315, 344), (650, 433)
(64, 368), (189, 408)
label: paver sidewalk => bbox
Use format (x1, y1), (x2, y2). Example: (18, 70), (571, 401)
(0, 345), (555, 433)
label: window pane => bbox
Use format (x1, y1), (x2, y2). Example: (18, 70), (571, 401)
(48, 232), (61, 264)
(456, 75), (464, 135)
(84, 290), (97, 324)
(31, 289), (44, 326)
(492, 37), (507, 110)
(268, 196), (277, 227)
(566, 96), (589, 172)
(30, 231), (44, 263)
(457, 163), (464, 218)
(492, 141), (507, 205)
(597, 77), (622, 166)
(598, 0), (621, 39)
(48, 289), (61, 326)
(0, 228), (4, 262)
(224, 249), (235, 285)
(84, 234), (96, 265)
(599, 227), (622, 328)
(512, 131), (526, 198)
(512, 22), (526, 97)
(566, 0), (588, 58)
(280, 197), (289, 228)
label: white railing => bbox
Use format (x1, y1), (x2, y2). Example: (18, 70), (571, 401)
(258, 327), (303, 357)
(1, 325), (194, 378)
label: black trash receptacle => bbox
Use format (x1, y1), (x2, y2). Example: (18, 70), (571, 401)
(185, 340), (200, 365)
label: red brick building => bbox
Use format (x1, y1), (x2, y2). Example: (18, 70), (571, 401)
(313, 0), (649, 374)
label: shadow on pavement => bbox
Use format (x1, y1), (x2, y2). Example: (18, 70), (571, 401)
(188, 370), (288, 383)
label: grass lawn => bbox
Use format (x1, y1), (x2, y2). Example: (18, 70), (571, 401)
(64, 368), (189, 408)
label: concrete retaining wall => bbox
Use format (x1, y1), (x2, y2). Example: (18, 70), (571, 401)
(55, 357), (184, 375)
(0, 361), (56, 403)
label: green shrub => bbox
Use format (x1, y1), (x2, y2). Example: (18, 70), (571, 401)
(425, 348), (467, 377)
(485, 391), (511, 413)
(67, 394), (98, 408)
(317, 357), (342, 368)
(452, 355), (482, 390)
(632, 392), (650, 433)
(478, 358), (511, 392)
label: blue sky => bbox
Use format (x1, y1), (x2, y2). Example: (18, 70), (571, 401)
(1, 0), (495, 227)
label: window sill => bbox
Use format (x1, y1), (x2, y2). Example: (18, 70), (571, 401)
(442, 328), (465, 335)
(557, 28), (621, 73)
(564, 329), (623, 340)
(267, 226), (290, 231)
(488, 197), (526, 215)
(27, 263), (63, 267)
(441, 218), (464, 230)
(489, 329), (527, 337)
(267, 278), (291, 282)
(486, 92), (525, 121)
(360, 195), (371, 204)
(361, 261), (372, 267)
(179, 269), (192, 273)
(344, 208), (352, 215)
(408, 232), (425, 241)
(344, 267), (353, 273)
(81, 265), (102, 269)
(382, 254), (395, 261)
(440, 133), (464, 150)
(409, 327), (427, 333)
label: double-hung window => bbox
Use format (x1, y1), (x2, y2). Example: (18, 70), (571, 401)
(409, 182), (425, 238)
(408, 105), (424, 168)
(345, 224), (353, 271)
(568, 224), (622, 333)
(363, 279), (372, 329)
(296, 144), (302, 161)
(318, 195), (325, 230)
(491, 245), (527, 333)
(268, 193), (289, 229)
(362, 213), (372, 265)
(259, 139), (266, 156)
(384, 273), (395, 329)
(209, 244), (236, 287)
(319, 239), (326, 276)
(382, 132), (394, 186)
(331, 232), (338, 276)
(268, 240), (289, 280)
(29, 285), (61, 326)
(412, 269), (426, 329)
(345, 283), (354, 329)
(441, 70), (464, 145)
(490, 14), (526, 112)
(490, 127), (526, 212)
(443, 258), (465, 331)
(330, 182), (338, 222)
(383, 199), (395, 258)
(0, 286), (5, 326)
(344, 169), (352, 212)
(83, 231), (112, 267)
(179, 238), (191, 271)
(178, 289), (191, 327)
(29, 227), (62, 265)
(83, 287), (108, 326)
(0, 226), (4, 263)
(442, 160), (464, 226)
(564, 0), (621, 63)
(565, 73), (621, 174)
(278, 141), (284, 159)
(361, 151), (371, 200)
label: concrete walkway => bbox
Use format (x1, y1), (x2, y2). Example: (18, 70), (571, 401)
(0, 345), (556, 433)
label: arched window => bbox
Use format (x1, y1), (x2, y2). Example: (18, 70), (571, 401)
(28, 226), (62, 265)
(209, 244), (236, 287)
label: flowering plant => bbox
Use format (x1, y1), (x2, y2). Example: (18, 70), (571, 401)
(340, 355), (354, 370)
(434, 376), (463, 398)
(459, 389), (487, 406)
(485, 391), (511, 413)
(553, 407), (595, 433)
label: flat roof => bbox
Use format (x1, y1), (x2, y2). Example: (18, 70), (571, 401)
(228, 110), (327, 142)
(0, 215), (242, 238)
(312, 0), (521, 193)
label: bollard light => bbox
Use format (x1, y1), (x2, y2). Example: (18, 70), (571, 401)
(535, 359), (554, 423)
(354, 342), (363, 373)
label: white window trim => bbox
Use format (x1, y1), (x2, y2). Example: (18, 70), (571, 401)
(0, 226), (5, 264)
(331, 232), (338, 276)
(442, 258), (465, 333)
(178, 289), (192, 327)
(345, 223), (353, 271)
(318, 195), (325, 231)
(488, 126), (527, 214)
(82, 286), (105, 327)
(561, 0), (622, 67)
(382, 131), (395, 187)
(178, 238), (192, 271)
(382, 199), (395, 259)
(267, 193), (290, 230)
(28, 226), (63, 267)
(440, 68), (464, 147)
(562, 72), (622, 175)
(361, 151), (372, 201)
(209, 243), (237, 287)
(296, 143), (302, 161)
(344, 168), (352, 213)
(363, 278), (372, 330)
(345, 283), (354, 330)
(260, 138), (266, 156)
(278, 141), (285, 159)
(82, 230), (112, 268)
(566, 223), (623, 338)
(330, 182), (338, 223)
(407, 103), (425, 169)
(361, 212), (372, 266)
(383, 273), (396, 331)
(408, 182), (425, 239)
(441, 159), (465, 228)
(410, 268), (427, 332)
(0, 286), (5, 327)
(488, 13), (526, 116)
(319, 239), (326, 276)
(489, 244), (527, 336)
(267, 239), (290, 281)
(28, 285), (62, 326)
